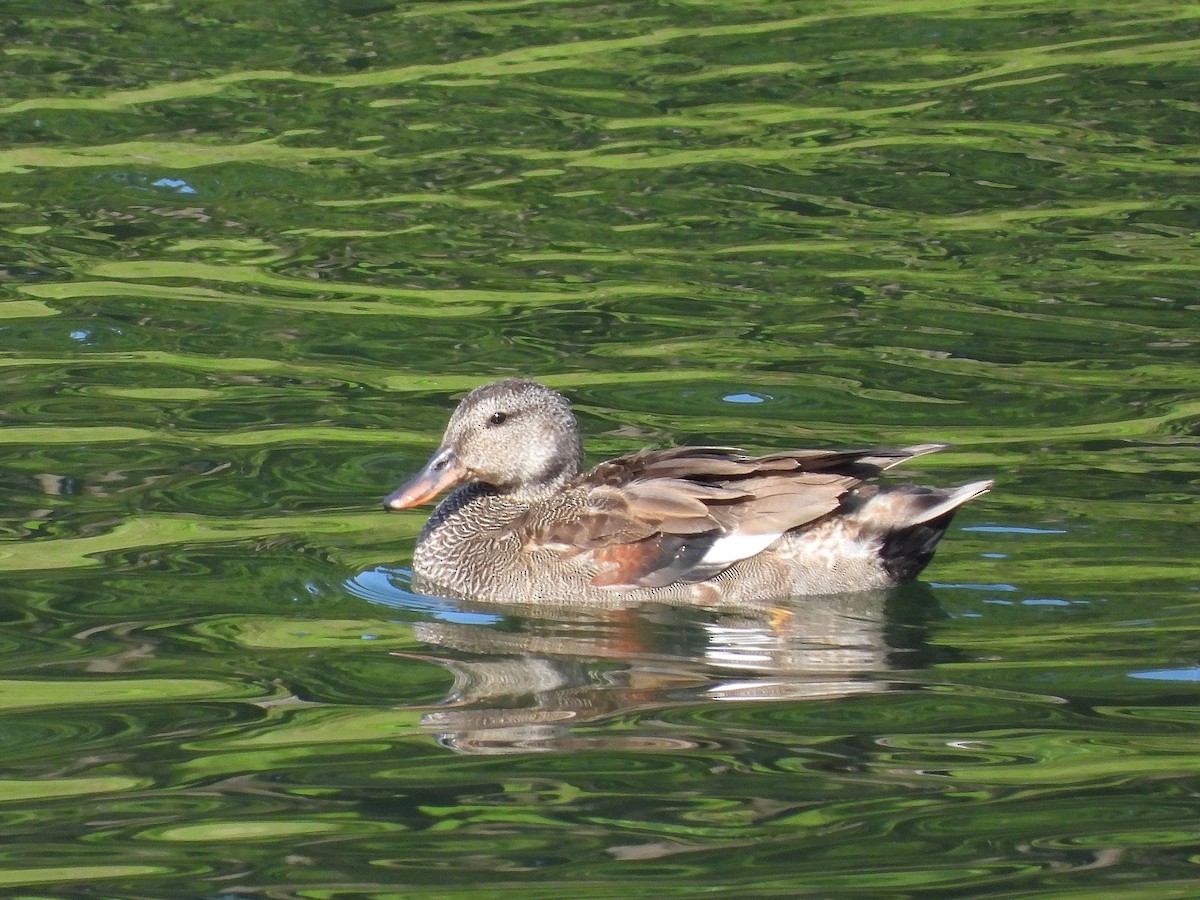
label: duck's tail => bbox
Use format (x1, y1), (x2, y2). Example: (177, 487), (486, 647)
(846, 479), (994, 582)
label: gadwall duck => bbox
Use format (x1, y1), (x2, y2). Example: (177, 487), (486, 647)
(383, 379), (992, 605)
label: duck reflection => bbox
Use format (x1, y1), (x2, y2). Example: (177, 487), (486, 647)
(346, 567), (944, 754)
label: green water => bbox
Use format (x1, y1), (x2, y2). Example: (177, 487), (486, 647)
(2, 0), (1199, 895)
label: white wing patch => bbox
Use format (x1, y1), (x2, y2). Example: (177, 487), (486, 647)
(699, 531), (785, 567)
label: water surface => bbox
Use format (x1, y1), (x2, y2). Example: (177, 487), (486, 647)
(1, 0), (1199, 895)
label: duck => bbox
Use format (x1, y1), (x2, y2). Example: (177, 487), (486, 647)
(383, 378), (993, 605)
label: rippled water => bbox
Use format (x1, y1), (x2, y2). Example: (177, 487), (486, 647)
(2, 0), (1199, 895)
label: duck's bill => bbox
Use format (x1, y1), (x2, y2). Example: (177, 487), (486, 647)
(383, 446), (467, 510)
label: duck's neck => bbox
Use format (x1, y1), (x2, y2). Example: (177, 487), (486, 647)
(503, 465), (579, 504)
(421, 483), (519, 545)
(493, 433), (583, 503)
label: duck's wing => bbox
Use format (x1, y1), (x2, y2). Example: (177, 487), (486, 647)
(529, 445), (945, 589)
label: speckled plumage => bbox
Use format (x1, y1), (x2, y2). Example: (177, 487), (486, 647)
(385, 379), (993, 605)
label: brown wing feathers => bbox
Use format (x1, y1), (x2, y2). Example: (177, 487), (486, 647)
(534, 446), (936, 588)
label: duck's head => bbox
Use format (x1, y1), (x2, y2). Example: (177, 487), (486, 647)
(383, 379), (584, 509)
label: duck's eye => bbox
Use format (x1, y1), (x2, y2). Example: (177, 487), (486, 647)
(488, 411), (508, 426)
